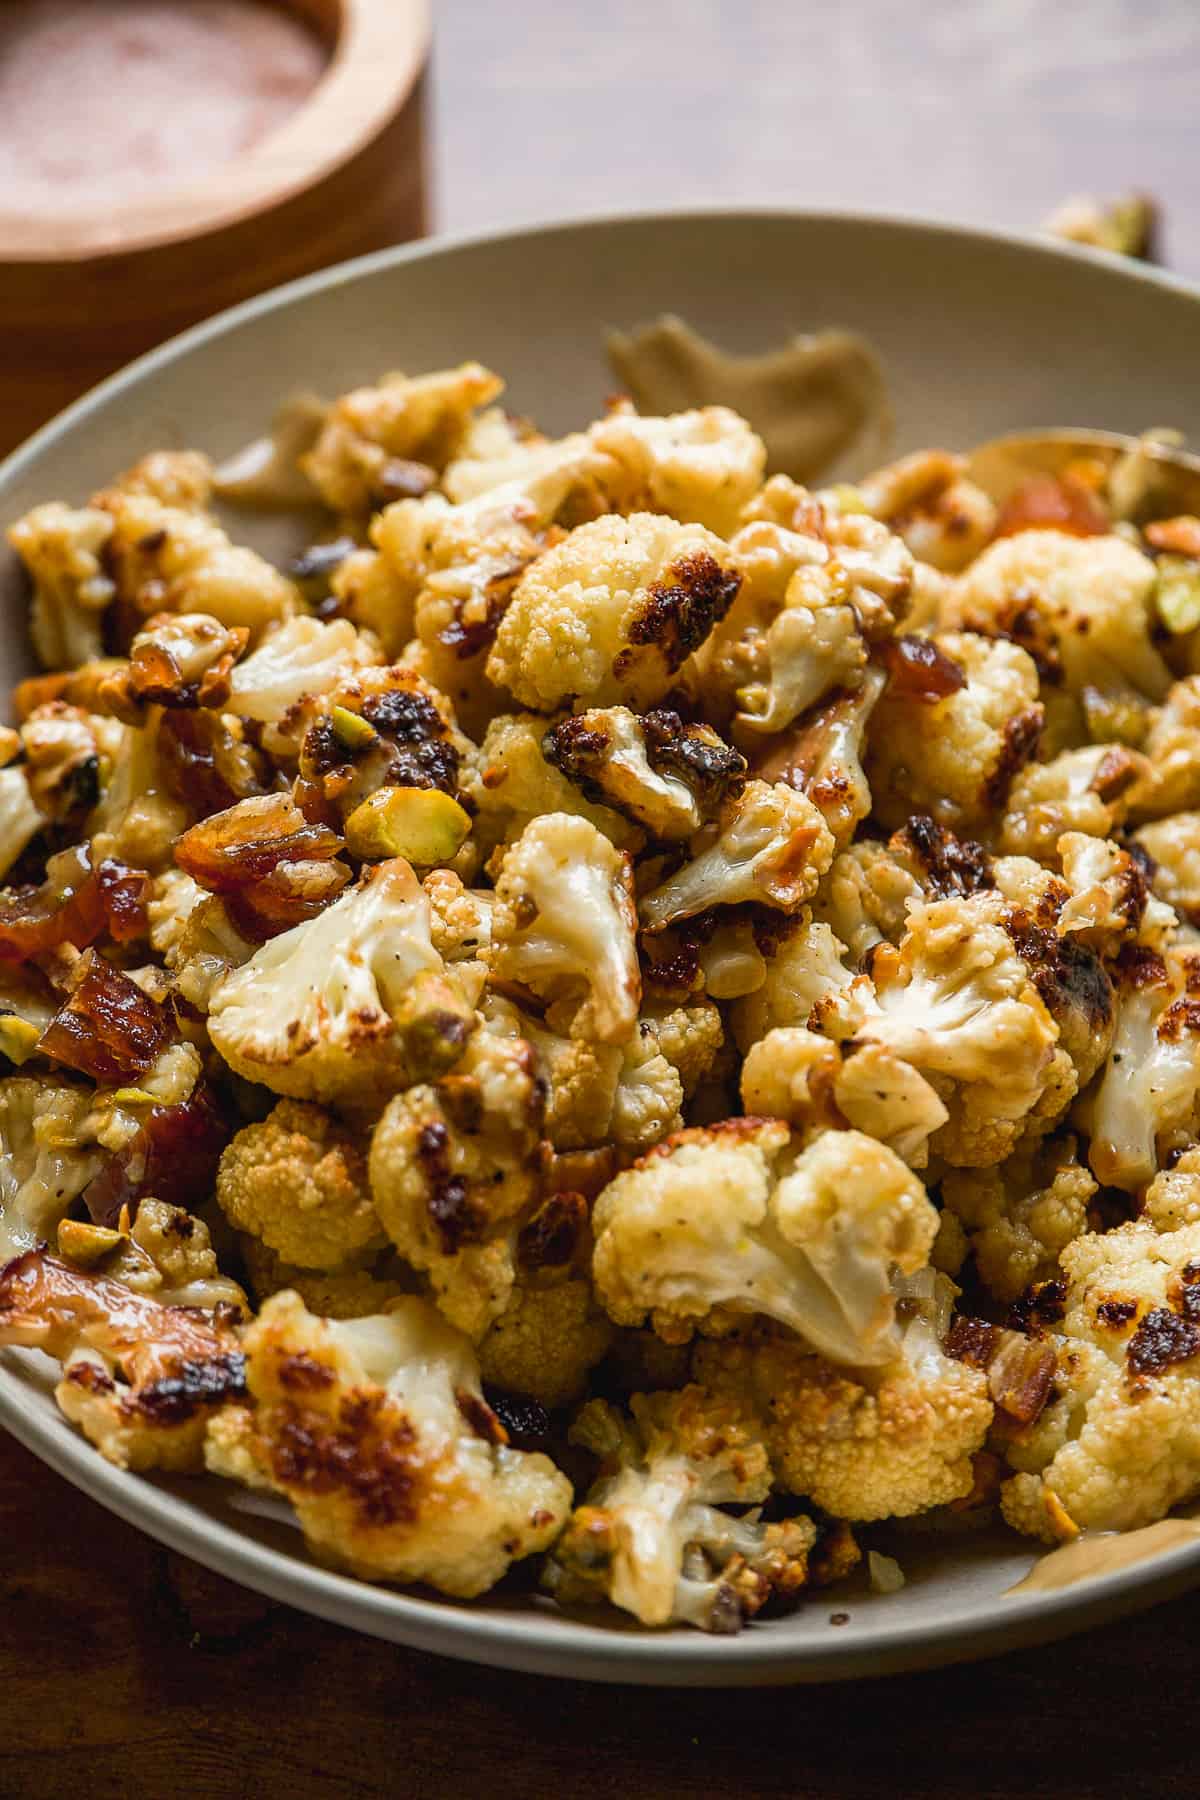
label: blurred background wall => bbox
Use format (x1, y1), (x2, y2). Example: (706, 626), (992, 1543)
(433, 0), (1200, 273)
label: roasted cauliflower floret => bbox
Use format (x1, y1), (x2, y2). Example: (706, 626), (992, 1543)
(8, 502), (115, 669)
(542, 1385), (839, 1631)
(100, 492), (296, 639)
(0, 764), (44, 880)
(0, 1076), (107, 1264)
(999, 744), (1149, 861)
(741, 1027), (949, 1168)
(216, 1100), (383, 1271)
(208, 858), (474, 1107)
(226, 616), (379, 725)
(856, 449), (996, 574)
(301, 363), (503, 515)
(1135, 812), (1200, 926)
(1074, 946), (1200, 1190)
(867, 632), (1043, 832)
(940, 1135), (1097, 1304)
(589, 403), (767, 537)
(0, 1246), (245, 1472)
(238, 1236), (412, 1319)
(206, 1290), (571, 1594)
(729, 912), (854, 1052)
(694, 1277), (992, 1520)
(487, 512), (741, 712)
(477, 1278), (614, 1408)
(487, 813), (640, 1045)
(368, 1028), (543, 1337)
(810, 838), (924, 963)
(638, 780), (834, 932)
(1134, 676), (1200, 817)
(1144, 1148), (1200, 1232)
(1000, 1221), (1200, 1539)
(592, 1120), (937, 1363)
(464, 713), (639, 857)
(543, 706), (746, 840)
(947, 529), (1170, 744)
(814, 893), (1060, 1168)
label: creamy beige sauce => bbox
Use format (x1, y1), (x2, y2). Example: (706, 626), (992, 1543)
(1007, 1516), (1200, 1595)
(0, 0), (326, 215)
(214, 391), (327, 509)
(607, 314), (890, 482)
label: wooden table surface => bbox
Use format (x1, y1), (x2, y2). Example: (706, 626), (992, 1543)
(7, 2), (1200, 1792)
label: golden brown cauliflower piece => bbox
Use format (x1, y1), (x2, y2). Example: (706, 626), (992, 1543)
(867, 631), (1043, 832)
(217, 1101), (383, 1271)
(205, 1289), (571, 1595)
(940, 1134), (1097, 1304)
(999, 744), (1149, 861)
(487, 512), (741, 712)
(477, 1278), (614, 1408)
(8, 502), (116, 669)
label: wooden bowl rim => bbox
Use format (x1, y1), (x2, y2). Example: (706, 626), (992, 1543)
(0, 0), (429, 264)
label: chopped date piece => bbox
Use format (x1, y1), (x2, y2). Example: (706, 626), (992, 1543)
(158, 709), (267, 821)
(38, 949), (171, 1083)
(881, 635), (966, 702)
(176, 795), (343, 895)
(83, 1082), (230, 1228)
(0, 844), (106, 961)
(945, 1315), (1056, 1425)
(95, 860), (151, 944)
(993, 474), (1110, 540)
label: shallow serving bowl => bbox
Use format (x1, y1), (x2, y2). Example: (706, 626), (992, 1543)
(3, 210), (1200, 1684)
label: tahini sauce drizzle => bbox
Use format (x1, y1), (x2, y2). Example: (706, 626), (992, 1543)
(1008, 1516), (1200, 1595)
(607, 314), (891, 482)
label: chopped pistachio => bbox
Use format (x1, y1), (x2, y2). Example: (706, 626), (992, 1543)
(110, 1086), (160, 1106)
(57, 1218), (124, 1267)
(1155, 556), (1200, 635)
(867, 1551), (906, 1595)
(825, 482), (870, 516)
(345, 785), (471, 865)
(0, 1015), (41, 1065)
(330, 705), (379, 752)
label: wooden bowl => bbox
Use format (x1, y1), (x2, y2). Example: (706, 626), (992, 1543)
(0, 0), (429, 454)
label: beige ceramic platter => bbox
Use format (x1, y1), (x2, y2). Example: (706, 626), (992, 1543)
(4, 211), (1200, 1683)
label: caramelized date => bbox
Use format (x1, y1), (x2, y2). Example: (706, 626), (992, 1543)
(881, 635), (967, 702)
(96, 860), (151, 944)
(158, 710), (266, 821)
(38, 950), (171, 1082)
(993, 475), (1109, 540)
(0, 845), (105, 961)
(176, 794), (343, 894)
(82, 1082), (230, 1228)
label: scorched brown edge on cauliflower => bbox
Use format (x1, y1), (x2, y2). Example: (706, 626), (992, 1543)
(5, 374), (1200, 1630)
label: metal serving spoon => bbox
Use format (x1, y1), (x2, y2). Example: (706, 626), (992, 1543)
(966, 428), (1200, 521)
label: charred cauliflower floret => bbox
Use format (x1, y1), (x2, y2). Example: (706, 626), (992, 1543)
(543, 706), (746, 840)
(856, 448), (996, 574)
(487, 512), (741, 712)
(0, 1076), (107, 1264)
(477, 1278), (614, 1408)
(1074, 946), (1200, 1190)
(100, 492), (297, 640)
(592, 1119), (937, 1363)
(867, 632), (1043, 832)
(947, 529), (1170, 745)
(8, 502), (115, 669)
(542, 1385), (841, 1632)
(814, 893), (1060, 1168)
(208, 858), (474, 1107)
(368, 1028), (543, 1337)
(1144, 1148), (1200, 1232)
(216, 1100), (383, 1271)
(301, 363), (503, 515)
(487, 813), (641, 1045)
(638, 780), (834, 932)
(1000, 1221), (1200, 1540)
(206, 1289), (570, 1594)
(694, 1274), (993, 1520)
(752, 666), (887, 848)
(741, 1027), (949, 1169)
(0, 1246), (245, 1472)
(999, 744), (1149, 861)
(464, 713), (639, 857)
(940, 1134), (1097, 1304)
(810, 838), (925, 963)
